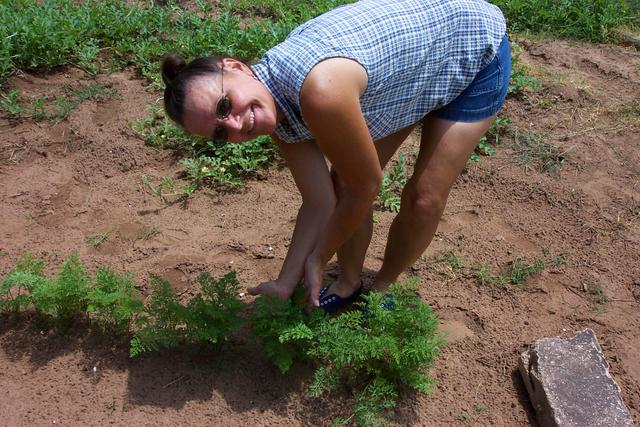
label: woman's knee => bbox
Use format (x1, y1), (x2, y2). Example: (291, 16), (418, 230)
(400, 183), (447, 219)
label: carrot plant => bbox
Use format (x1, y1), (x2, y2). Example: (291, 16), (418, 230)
(249, 287), (324, 373)
(2, 253), (444, 424)
(130, 272), (245, 357)
(281, 280), (444, 426)
(1, 253), (143, 329)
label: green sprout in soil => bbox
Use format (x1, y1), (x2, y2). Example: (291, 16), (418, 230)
(85, 230), (111, 248)
(0, 88), (24, 118)
(586, 283), (608, 304)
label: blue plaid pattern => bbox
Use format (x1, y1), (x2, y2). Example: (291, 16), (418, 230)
(251, 0), (506, 144)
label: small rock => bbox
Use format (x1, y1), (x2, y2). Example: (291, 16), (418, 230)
(519, 329), (634, 427)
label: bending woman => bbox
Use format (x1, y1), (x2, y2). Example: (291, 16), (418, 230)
(161, 0), (510, 312)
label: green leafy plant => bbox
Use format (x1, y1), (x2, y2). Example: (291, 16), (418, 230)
(1, 253), (144, 329)
(504, 257), (546, 285)
(87, 268), (144, 333)
(28, 254), (91, 322)
(0, 252), (46, 314)
(378, 152), (407, 213)
(130, 272), (245, 357)
(249, 286), (323, 373)
(283, 280), (444, 425)
(469, 117), (511, 163)
(0, 88), (24, 117)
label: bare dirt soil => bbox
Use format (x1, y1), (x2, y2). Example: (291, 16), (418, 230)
(1, 38), (639, 426)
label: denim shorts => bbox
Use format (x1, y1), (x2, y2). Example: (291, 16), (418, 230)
(433, 34), (511, 122)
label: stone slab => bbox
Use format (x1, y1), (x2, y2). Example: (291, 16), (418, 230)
(519, 329), (635, 427)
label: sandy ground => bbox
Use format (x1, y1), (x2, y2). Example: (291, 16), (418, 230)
(1, 38), (639, 426)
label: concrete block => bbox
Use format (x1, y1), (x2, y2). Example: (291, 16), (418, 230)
(519, 329), (635, 427)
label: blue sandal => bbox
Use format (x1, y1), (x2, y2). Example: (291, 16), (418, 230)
(319, 282), (364, 313)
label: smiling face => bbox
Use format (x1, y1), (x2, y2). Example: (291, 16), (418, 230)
(182, 58), (280, 143)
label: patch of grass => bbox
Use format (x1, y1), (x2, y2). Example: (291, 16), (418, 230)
(621, 99), (640, 121)
(435, 251), (466, 271)
(51, 83), (114, 121)
(84, 230), (111, 248)
(2, 84), (114, 121)
(136, 226), (162, 241)
(492, 0), (639, 42)
(550, 253), (570, 268)
(511, 129), (565, 175)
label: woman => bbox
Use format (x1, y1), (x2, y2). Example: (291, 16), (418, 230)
(161, 0), (510, 312)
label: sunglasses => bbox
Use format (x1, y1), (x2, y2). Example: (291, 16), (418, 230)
(213, 65), (232, 143)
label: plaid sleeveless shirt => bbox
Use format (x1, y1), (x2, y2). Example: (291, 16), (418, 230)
(251, 0), (506, 144)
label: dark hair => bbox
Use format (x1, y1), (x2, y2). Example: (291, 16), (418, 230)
(161, 54), (224, 127)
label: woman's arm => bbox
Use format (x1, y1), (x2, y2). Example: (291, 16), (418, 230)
(248, 135), (336, 299)
(299, 57), (381, 307)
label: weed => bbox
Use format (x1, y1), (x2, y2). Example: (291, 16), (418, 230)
(586, 283), (608, 304)
(469, 116), (511, 163)
(136, 226), (162, 241)
(504, 257), (546, 286)
(51, 84), (114, 121)
(25, 208), (54, 220)
(550, 253), (570, 268)
(140, 175), (195, 203)
(29, 97), (46, 120)
(456, 410), (474, 424)
(435, 251), (466, 271)
(0, 88), (24, 118)
(85, 230), (111, 248)
(471, 263), (494, 286)
(508, 41), (541, 96)
(377, 153), (407, 212)
(511, 129), (564, 175)
(474, 403), (488, 413)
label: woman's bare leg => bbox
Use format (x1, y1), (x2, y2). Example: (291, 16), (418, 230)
(326, 125), (416, 297)
(372, 114), (495, 292)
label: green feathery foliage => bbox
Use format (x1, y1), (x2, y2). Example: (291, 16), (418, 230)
(29, 254), (90, 321)
(1, 253), (144, 328)
(87, 268), (144, 333)
(0, 252), (46, 314)
(130, 272), (245, 357)
(282, 279), (444, 425)
(249, 286), (324, 373)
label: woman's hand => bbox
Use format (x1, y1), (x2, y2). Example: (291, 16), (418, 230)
(304, 253), (326, 308)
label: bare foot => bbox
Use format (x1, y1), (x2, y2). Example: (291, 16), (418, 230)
(248, 280), (296, 300)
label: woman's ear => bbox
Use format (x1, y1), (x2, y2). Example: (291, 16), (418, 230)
(221, 57), (253, 76)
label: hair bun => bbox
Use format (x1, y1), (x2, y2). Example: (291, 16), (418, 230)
(161, 54), (187, 85)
